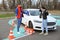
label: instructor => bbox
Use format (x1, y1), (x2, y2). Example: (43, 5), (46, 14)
(15, 5), (23, 34)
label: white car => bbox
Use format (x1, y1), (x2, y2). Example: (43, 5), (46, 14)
(22, 9), (57, 30)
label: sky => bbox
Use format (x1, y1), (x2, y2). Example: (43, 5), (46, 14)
(0, 0), (8, 4)
(0, 0), (2, 4)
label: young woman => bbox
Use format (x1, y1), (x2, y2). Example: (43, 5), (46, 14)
(39, 6), (49, 35)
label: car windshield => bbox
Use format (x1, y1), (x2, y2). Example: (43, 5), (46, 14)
(30, 10), (41, 16)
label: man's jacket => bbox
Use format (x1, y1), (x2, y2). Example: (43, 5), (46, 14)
(15, 6), (23, 19)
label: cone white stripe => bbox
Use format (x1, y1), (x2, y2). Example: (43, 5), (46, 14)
(9, 34), (14, 36)
(10, 30), (13, 32)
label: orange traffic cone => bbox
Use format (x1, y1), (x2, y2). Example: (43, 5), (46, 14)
(12, 20), (15, 27)
(24, 22), (35, 35)
(24, 23), (30, 34)
(29, 29), (35, 35)
(8, 27), (15, 40)
(26, 28), (30, 34)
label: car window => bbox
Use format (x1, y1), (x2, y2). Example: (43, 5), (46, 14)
(30, 10), (41, 16)
(23, 10), (29, 15)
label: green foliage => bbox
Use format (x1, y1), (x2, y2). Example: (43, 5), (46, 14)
(1, 0), (60, 10)
(0, 13), (15, 18)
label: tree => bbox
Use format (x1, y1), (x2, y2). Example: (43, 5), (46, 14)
(12, 0), (15, 8)
(17, 0), (21, 4)
(53, 0), (58, 9)
(27, 0), (32, 8)
(2, 0), (7, 9)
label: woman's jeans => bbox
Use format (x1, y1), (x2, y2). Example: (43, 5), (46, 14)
(42, 19), (48, 33)
(17, 18), (22, 32)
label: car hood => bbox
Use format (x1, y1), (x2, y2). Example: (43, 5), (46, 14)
(30, 16), (56, 22)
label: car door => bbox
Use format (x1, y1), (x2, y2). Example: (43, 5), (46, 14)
(22, 10), (29, 24)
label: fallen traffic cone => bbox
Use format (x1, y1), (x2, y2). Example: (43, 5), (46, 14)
(24, 23), (30, 34)
(26, 28), (35, 35)
(24, 23), (35, 35)
(8, 27), (15, 40)
(29, 29), (35, 35)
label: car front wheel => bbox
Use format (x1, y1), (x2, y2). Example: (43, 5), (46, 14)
(28, 21), (33, 29)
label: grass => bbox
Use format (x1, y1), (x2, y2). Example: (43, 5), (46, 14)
(0, 10), (60, 18)
(0, 13), (15, 18)
(48, 10), (60, 16)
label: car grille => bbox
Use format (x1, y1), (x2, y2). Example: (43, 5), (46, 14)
(35, 26), (55, 29)
(34, 20), (56, 26)
(47, 22), (56, 26)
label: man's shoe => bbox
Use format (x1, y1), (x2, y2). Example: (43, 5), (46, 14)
(17, 32), (20, 34)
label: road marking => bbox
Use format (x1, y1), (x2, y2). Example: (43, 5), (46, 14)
(3, 18), (30, 40)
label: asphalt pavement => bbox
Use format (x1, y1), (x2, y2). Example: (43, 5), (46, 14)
(17, 26), (60, 40)
(0, 18), (60, 40)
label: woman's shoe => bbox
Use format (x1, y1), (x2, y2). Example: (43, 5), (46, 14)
(39, 32), (44, 35)
(44, 33), (48, 36)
